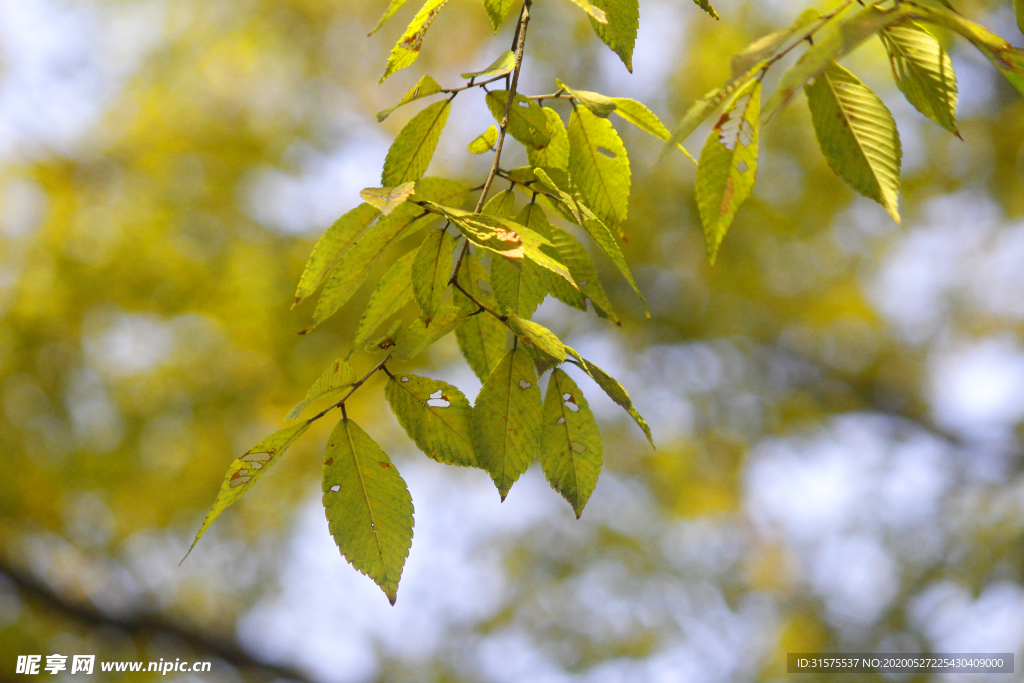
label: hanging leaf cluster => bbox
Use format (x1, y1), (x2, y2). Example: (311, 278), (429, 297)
(185, 0), (1023, 603)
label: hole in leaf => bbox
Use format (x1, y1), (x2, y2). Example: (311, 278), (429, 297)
(518, 100), (530, 108)
(571, 441), (587, 453)
(597, 146), (617, 159)
(563, 393), (580, 412)
(737, 160), (748, 173)
(427, 389), (451, 408)
(579, 281), (589, 286)
(400, 376), (409, 382)
(557, 417), (566, 424)
(807, 77), (816, 86)
(330, 485), (341, 492)
(229, 476), (251, 488)
(519, 380), (532, 389)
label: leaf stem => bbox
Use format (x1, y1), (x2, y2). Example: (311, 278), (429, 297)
(305, 353), (394, 424)
(452, 280), (509, 322)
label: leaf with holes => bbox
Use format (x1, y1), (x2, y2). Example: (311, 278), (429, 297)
(491, 204), (553, 319)
(587, 0), (638, 72)
(294, 204), (381, 307)
(380, 0), (452, 84)
(351, 250), (416, 354)
(483, 0), (517, 32)
(376, 75), (443, 122)
(507, 314), (566, 370)
(286, 359), (357, 421)
(412, 228), (458, 323)
(468, 126), (498, 154)
(455, 253), (508, 382)
(528, 108), (570, 170)
(610, 98), (696, 164)
(568, 106), (631, 232)
(881, 21), (958, 135)
(322, 418), (413, 605)
(462, 50), (516, 79)
(695, 79), (760, 265)
(473, 347), (543, 500)
(360, 181), (417, 216)
(382, 100), (451, 186)
(565, 346), (653, 447)
(541, 369), (603, 517)
(386, 374), (477, 467)
(394, 305), (472, 361)
(185, 422), (311, 560)
(485, 91), (551, 149)
(557, 79), (617, 117)
(806, 62), (902, 223)
(761, 5), (907, 125)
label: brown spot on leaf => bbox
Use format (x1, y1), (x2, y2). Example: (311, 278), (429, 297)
(379, 462), (390, 468)
(325, 458), (334, 466)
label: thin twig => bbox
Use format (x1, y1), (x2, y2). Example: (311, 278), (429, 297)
(306, 353), (394, 424)
(452, 281), (508, 321)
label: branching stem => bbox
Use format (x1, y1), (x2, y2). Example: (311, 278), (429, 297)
(305, 353), (394, 424)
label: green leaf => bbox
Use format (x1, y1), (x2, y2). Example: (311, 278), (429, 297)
(805, 62), (902, 223)
(351, 250), (416, 353)
(533, 167), (585, 225)
(468, 126), (498, 154)
(506, 314), (566, 368)
(880, 21), (958, 136)
(565, 346), (653, 447)
(692, 0), (718, 20)
(761, 5), (908, 125)
(610, 98), (697, 164)
(360, 181), (417, 216)
(455, 253), (508, 382)
(492, 203), (553, 319)
(379, 0), (452, 84)
(322, 418), (413, 605)
(461, 50), (516, 79)
(394, 305), (472, 361)
(731, 8), (820, 78)
(1017, 0), (1024, 38)
(482, 189), (517, 219)
(527, 108), (570, 170)
(369, 0), (413, 36)
(185, 423), (311, 560)
(366, 319), (404, 354)
(906, 3), (1024, 97)
(485, 91), (552, 149)
(382, 100), (451, 187)
(546, 221), (620, 324)
(294, 204), (381, 307)
(661, 61), (765, 161)
(375, 75), (443, 122)
(483, 0), (517, 32)
(541, 369), (603, 517)
(472, 347), (542, 500)
(412, 227), (458, 323)
(557, 79), (617, 117)
(695, 79), (761, 265)
(587, 0), (638, 72)
(385, 374), (477, 467)
(568, 106), (631, 232)
(566, 0), (607, 24)
(286, 358), (357, 421)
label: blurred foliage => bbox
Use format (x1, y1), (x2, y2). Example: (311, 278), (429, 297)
(2, 0), (1024, 681)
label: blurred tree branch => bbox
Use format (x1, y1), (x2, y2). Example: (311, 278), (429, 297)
(0, 561), (312, 683)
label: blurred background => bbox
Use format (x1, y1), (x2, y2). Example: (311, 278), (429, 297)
(2, 0), (1024, 680)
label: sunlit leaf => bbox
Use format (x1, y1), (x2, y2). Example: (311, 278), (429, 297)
(805, 62), (902, 223)
(731, 8), (820, 77)
(412, 227), (458, 323)
(527, 108), (570, 170)
(610, 98), (697, 164)
(483, 0), (517, 32)
(468, 126), (498, 154)
(473, 347), (542, 500)
(286, 358), (357, 421)
(566, 0), (607, 24)
(455, 252), (508, 382)
(360, 181), (417, 216)
(185, 423), (311, 560)
(385, 374), (477, 467)
(880, 21), (958, 135)
(375, 75), (443, 122)
(322, 418), (413, 605)
(293, 203), (380, 307)
(492, 203), (552, 319)
(394, 305), (473, 361)
(695, 79), (761, 264)
(461, 50), (516, 79)
(381, 100), (451, 186)
(506, 314), (566, 369)
(485, 90), (552, 149)
(557, 79), (617, 117)
(568, 106), (631, 232)
(541, 369), (603, 517)
(587, 0), (638, 72)
(351, 250), (416, 353)
(380, 0), (452, 84)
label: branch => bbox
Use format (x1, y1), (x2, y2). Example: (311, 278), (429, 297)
(0, 560), (313, 683)
(305, 353), (394, 424)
